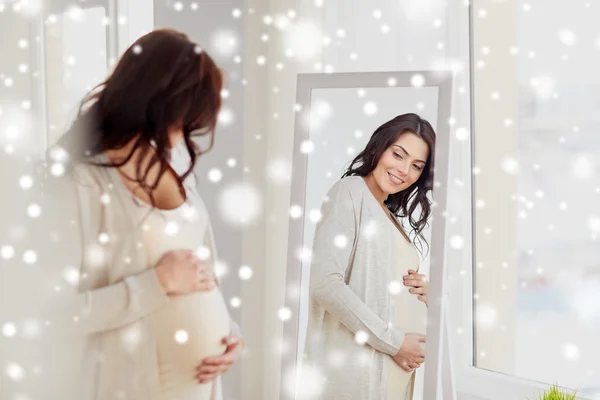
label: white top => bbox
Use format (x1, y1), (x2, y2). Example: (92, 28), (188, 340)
(135, 142), (231, 399)
(385, 229), (427, 400)
(303, 175), (422, 400)
(139, 199), (230, 399)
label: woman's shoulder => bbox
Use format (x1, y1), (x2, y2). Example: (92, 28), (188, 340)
(328, 175), (368, 199)
(316, 176), (368, 230)
(70, 160), (109, 192)
(321, 175), (368, 213)
(340, 174), (365, 187)
(42, 159), (109, 204)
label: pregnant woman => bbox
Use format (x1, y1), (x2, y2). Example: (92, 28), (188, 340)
(304, 113), (435, 400)
(37, 29), (242, 400)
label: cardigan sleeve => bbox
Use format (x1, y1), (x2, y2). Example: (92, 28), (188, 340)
(38, 173), (170, 336)
(308, 179), (405, 356)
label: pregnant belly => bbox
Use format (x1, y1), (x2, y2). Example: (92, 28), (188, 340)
(386, 295), (428, 399)
(152, 289), (231, 387)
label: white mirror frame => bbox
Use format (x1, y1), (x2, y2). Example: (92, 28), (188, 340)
(280, 70), (453, 400)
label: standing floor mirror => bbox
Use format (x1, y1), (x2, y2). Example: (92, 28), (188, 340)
(280, 71), (453, 400)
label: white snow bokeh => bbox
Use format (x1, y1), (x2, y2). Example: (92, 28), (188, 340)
(283, 18), (323, 62)
(218, 182), (262, 226)
(267, 157), (292, 185)
(363, 101), (378, 116)
(399, 0), (445, 22)
(209, 29), (239, 58)
(238, 265), (253, 280)
(475, 303), (498, 330)
(284, 363), (324, 399)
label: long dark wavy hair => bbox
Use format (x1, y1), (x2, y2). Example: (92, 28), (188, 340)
(342, 113), (436, 255)
(49, 28), (223, 205)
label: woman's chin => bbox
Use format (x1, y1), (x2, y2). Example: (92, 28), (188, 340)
(384, 180), (403, 194)
(388, 185), (406, 196)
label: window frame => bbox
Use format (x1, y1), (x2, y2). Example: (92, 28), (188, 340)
(450, 2), (596, 399)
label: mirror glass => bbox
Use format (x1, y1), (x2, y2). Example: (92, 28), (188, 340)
(292, 85), (439, 399)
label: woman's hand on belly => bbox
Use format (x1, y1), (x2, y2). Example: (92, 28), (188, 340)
(403, 269), (429, 306)
(392, 333), (426, 372)
(154, 249), (216, 295)
(195, 335), (243, 384)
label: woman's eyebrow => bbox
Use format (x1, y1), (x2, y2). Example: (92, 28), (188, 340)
(393, 145), (426, 164)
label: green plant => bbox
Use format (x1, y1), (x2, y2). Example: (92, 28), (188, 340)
(535, 384), (578, 400)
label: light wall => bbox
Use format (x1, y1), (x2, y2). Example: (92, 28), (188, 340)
(0, 10), (43, 399)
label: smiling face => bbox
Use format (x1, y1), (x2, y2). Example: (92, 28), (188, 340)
(369, 131), (430, 200)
